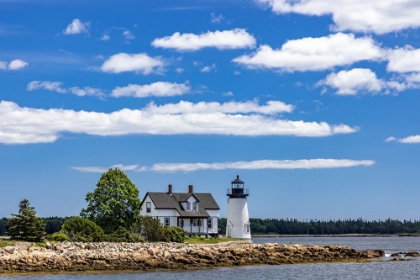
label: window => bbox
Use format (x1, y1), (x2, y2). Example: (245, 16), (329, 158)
(179, 220), (184, 227)
(186, 202), (191, 210)
(245, 224), (250, 233)
(192, 219), (197, 226)
(164, 218), (170, 227)
(146, 202), (151, 213)
(207, 218), (212, 229)
(193, 202), (197, 211)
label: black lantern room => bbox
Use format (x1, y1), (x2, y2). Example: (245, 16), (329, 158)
(227, 175), (249, 198)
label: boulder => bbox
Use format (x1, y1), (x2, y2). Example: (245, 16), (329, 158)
(3, 246), (15, 254)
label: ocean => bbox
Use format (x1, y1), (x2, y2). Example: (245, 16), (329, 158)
(2, 237), (420, 279)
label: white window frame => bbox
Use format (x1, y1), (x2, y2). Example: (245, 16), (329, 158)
(186, 202), (191, 210)
(193, 201), (197, 211)
(245, 224), (250, 233)
(207, 218), (212, 229)
(164, 218), (170, 227)
(146, 202), (151, 213)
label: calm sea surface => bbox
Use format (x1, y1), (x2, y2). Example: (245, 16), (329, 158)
(2, 237), (420, 279)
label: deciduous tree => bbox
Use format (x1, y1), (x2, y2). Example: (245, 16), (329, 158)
(80, 168), (141, 233)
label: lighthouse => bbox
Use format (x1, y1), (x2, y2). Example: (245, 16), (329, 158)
(226, 175), (251, 239)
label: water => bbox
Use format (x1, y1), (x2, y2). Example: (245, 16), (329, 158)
(2, 237), (420, 279)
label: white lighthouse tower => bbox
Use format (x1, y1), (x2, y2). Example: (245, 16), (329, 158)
(226, 175), (251, 239)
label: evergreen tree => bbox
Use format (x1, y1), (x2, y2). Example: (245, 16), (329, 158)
(7, 199), (45, 242)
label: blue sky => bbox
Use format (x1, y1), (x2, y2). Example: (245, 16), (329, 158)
(1, 0), (420, 220)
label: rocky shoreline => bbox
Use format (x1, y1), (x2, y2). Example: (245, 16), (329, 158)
(0, 241), (385, 275)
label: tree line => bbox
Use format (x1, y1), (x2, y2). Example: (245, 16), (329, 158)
(218, 218), (420, 235)
(1, 168), (186, 243)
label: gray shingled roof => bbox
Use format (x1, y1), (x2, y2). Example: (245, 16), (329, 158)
(142, 192), (220, 218)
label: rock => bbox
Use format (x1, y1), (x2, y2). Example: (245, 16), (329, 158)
(3, 246), (15, 254)
(405, 251), (420, 257)
(45, 242), (52, 249)
(390, 253), (400, 257)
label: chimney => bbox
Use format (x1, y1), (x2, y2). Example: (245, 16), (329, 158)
(168, 184), (172, 194)
(188, 185), (193, 194)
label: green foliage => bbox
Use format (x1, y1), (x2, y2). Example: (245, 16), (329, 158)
(80, 168), (141, 233)
(44, 217), (70, 234)
(131, 215), (162, 242)
(50, 232), (70, 242)
(61, 217), (104, 242)
(7, 199), (45, 242)
(160, 226), (187, 243)
(0, 218), (7, 235)
(103, 226), (143, 243)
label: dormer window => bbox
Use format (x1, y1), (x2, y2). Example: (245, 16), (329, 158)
(146, 202), (151, 213)
(186, 202), (191, 210)
(193, 202), (197, 211)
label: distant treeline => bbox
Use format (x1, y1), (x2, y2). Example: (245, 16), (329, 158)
(219, 218), (420, 235)
(2, 217), (420, 236)
(0, 217), (70, 236)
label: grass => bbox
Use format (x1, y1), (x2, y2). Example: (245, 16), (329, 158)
(0, 240), (12, 248)
(185, 237), (243, 244)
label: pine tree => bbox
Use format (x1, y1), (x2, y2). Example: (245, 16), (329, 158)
(7, 199), (45, 242)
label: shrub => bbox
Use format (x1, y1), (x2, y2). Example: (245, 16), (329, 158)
(131, 216), (163, 242)
(61, 217), (104, 242)
(104, 226), (143, 243)
(50, 232), (70, 242)
(160, 226), (187, 243)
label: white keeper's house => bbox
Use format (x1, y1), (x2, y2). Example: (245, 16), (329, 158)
(139, 184), (220, 237)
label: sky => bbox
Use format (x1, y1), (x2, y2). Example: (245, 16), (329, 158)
(1, 0), (420, 220)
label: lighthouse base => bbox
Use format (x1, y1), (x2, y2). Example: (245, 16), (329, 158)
(226, 198), (251, 239)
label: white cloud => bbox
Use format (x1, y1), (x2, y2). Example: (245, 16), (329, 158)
(387, 46), (420, 73)
(385, 136), (396, 142)
(398, 135), (420, 143)
(223, 91), (234, 97)
(152, 29), (256, 51)
(318, 68), (416, 95)
(73, 159), (375, 173)
(72, 164), (139, 173)
(201, 63), (216, 72)
(8, 59), (28, 70)
(63, 19), (90, 35)
(100, 53), (166, 74)
(210, 13), (224, 23)
(0, 59), (28, 70)
(123, 30), (135, 40)
(318, 68), (382, 95)
(142, 100), (294, 115)
(233, 33), (383, 72)
(0, 100), (357, 144)
(256, 0), (420, 34)
(27, 81), (66, 93)
(100, 33), (110, 41)
(111, 82), (191, 98)
(176, 67), (184, 73)
(27, 81), (104, 97)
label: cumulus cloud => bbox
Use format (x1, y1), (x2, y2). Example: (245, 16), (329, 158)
(387, 46), (420, 73)
(151, 29), (256, 51)
(72, 164), (139, 173)
(233, 33), (383, 72)
(385, 136), (396, 142)
(63, 19), (90, 35)
(100, 53), (166, 74)
(398, 135), (420, 143)
(72, 159), (375, 173)
(256, 0), (420, 34)
(0, 100), (357, 144)
(318, 68), (417, 95)
(8, 59), (28, 70)
(0, 59), (28, 70)
(27, 81), (105, 97)
(111, 82), (191, 98)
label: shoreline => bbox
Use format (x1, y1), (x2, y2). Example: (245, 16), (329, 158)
(0, 241), (385, 276)
(252, 234), (420, 237)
